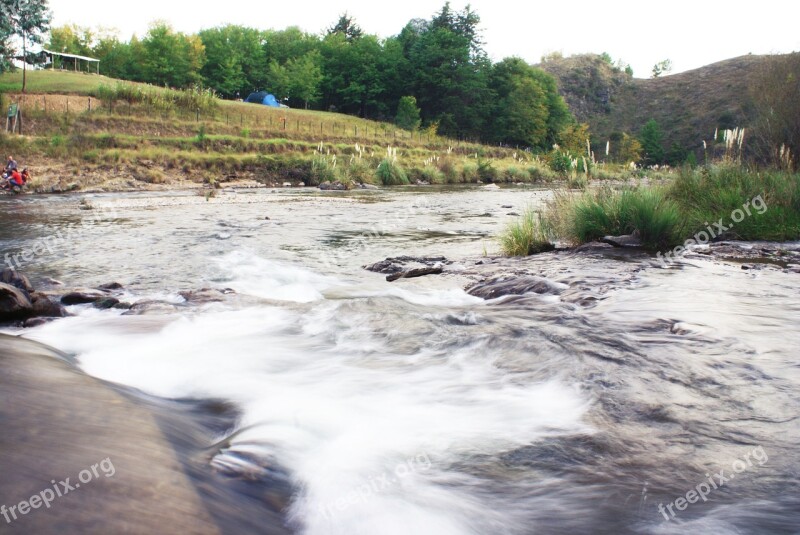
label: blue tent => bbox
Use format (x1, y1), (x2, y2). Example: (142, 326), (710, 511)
(244, 91), (280, 107)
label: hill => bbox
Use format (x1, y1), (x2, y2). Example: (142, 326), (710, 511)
(540, 53), (774, 156)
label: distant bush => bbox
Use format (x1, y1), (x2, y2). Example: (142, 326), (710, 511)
(96, 82), (217, 113)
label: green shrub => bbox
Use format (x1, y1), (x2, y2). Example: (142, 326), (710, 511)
(310, 155), (340, 185)
(549, 151), (573, 174)
(505, 166), (531, 183)
(343, 158), (374, 184)
(376, 159), (409, 185)
(552, 187), (682, 249)
(477, 158), (498, 183)
(462, 162), (479, 183)
(500, 208), (555, 256)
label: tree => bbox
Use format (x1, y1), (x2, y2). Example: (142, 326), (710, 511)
(140, 22), (205, 88)
(395, 96), (421, 130)
(406, 3), (492, 138)
(1, 0), (52, 91)
(327, 13), (362, 42)
(270, 49), (324, 109)
(488, 57), (572, 149)
(639, 119), (665, 165)
(200, 25), (266, 98)
(47, 24), (94, 59)
(651, 59), (672, 78)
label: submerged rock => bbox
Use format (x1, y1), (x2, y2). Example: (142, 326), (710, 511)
(179, 288), (235, 304)
(319, 181), (349, 191)
(467, 275), (566, 300)
(93, 297), (121, 310)
(601, 234), (643, 248)
(61, 290), (109, 305)
(122, 300), (180, 315)
(98, 282), (124, 291)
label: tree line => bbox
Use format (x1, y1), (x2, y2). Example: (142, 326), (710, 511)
(38, 3), (575, 148)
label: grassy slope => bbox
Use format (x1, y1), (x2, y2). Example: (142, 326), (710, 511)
(540, 53), (771, 153)
(0, 71), (546, 191)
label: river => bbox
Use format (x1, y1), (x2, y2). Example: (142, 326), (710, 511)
(1, 186), (798, 534)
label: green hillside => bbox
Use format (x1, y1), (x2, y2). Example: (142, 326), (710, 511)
(0, 70), (553, 192)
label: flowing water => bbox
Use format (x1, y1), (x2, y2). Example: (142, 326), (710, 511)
(1, 187), (799, 534)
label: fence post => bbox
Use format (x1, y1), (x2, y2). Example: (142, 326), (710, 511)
(88, 98), (91, 113)
(66, 97), (69, 114)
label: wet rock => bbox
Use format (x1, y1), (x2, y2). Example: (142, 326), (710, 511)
(364, 256), (448, 274)
(1, 268), (34, 293)
(501, 205), (513, 209)
(23, 317), (56, 328)
(61, 290), (108, 305)
(30, 292), (67, 317)
(357, 183), (379, 190)
(467, 275), (566, 300)
(0, 282), (33, 321)
(179, 288), (235, 304)
(93, 297), (120, 310)
(601, 234), (643, 248)
(113, 302), (133, 310)
(386, 266), (444, 282)
(98, 282), (124, 291)
(42, 277), (64, 286)
(122, 301), (179, 316)
(319, 181), (349, 191)
(482, 183), (500, 190)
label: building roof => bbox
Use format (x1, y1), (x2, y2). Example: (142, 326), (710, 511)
(41, 48), (99, 62)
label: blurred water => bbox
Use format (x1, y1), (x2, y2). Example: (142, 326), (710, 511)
(2, 187), (799, 534)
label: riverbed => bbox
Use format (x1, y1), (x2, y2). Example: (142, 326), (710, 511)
(1, 186), (798, 534)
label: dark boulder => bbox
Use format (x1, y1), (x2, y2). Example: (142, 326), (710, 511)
(98, 282), (124, 291)
(365, 256), (448, 274)
(93, 297), (121, 310)
(0, 282), (33, 321)
(30, 292), (67, 317)
(61, 290), (108, 305)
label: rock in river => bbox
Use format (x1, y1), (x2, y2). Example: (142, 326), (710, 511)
(0, 282), (33, 321)
(467, 275), (566, 300)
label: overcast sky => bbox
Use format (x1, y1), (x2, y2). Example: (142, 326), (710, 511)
(49, 0), (799, 78)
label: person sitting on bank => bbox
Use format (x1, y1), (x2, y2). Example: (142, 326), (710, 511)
(7, 168), (23, 189)
(20, 168), (30, 185)
(5, 156), (17, 174)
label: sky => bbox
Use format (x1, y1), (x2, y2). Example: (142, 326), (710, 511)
(49, 0), (800, 78)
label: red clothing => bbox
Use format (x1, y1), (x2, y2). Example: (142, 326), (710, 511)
(9, 169), (22, 186)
